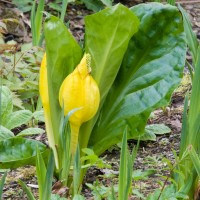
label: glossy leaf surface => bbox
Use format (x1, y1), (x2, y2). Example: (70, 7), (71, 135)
(85, 4), (139, 102)
(79, 3), (139, 149)
(89, 3), (186, 155)
(0, 137), (48, 168)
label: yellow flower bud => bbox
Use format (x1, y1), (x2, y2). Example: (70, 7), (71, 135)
(59, 53), (100, 154)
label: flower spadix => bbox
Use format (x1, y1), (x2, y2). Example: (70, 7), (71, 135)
(59, 53), (100, 154)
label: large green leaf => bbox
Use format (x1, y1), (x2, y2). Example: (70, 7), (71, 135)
(0, 137), (48, 168)
(89, 3), (186, 155)
(85, 4), (139, 102)
(79, 3), (139, 149)
(0, 86), (13, 126)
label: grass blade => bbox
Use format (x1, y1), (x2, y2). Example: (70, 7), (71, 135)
(110, 186), (117, 200)
(36, 148), (46, 199)
(35, 0), (45, 45)
(18, 179), (36, 200)
(73, 144), (81, 195)
(0, 172), (7, 198)
(42, 150), (55, 200)
(186, 61), (194, 80)
(31, 1), (36, 46)
(188, 145), (200, 177)
(31, 0), (44, 46)
(179, 95), (189, 157)
(188, 46), (200, 150)
(118, 128), (128, 200)
(60, 0), (68, 22)
(178, 4), (199, 63)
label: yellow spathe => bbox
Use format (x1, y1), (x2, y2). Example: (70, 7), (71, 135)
(59, 53), (100, 154)
(39, 53), (59, 168)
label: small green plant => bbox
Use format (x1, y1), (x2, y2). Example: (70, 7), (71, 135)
(135, 124), (171, 141)
(171, 5), (200, 199)
(0, 86), (44, 140)
(147, 5), (200, 199)
(19, 149), (55, 200)
(118, 129), (139, 200)
(0, 45), (43, 111)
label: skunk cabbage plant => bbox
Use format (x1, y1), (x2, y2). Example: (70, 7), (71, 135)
(0, 3), (186, 171)
(41, 3), (186, 172)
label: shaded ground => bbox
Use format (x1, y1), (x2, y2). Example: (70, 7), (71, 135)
(0, 0), (199, 199)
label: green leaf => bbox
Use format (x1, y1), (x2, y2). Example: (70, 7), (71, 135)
(179, 95), (189, 157)
(100, 0), (112, 7)
(51, 194), (67, 200)
(188, 145), (200, 177)
(4, 110), (32, 130)
(0, 86), (13, 126)
(73, 145), (81, 195)
(147, 184), (188, 200)
(36, 148), (46, 200)
(118, 129), (129, 200)
(35, 0), (45, 46)
(18, 179), (36, 200)
(132, 169), (156, 180)
(178, 5), (199, 63)
(188, 46), (200, 151)
(80, 3), (139, 151)
(137, 131), (156, 141)
(89, 3), (186, 155)
(137, 124), (171, 141)
(0, 172), (7, 199)
(145, 124), (171, 135)
(82, 148), (95, 156)
(17, 127), (45, 137)
(12, 0), (33, 12)
(0, 137), (48, 169)
(85, 4), (139, 103)
(0, 126), (14, 141)
(32, 110), (45, 122)
(42, 151), (55, 200)
(80, 0), (104, 12)
(73, 194), (85, 200)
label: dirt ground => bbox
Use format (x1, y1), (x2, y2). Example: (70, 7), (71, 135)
(0, 0), (200, 199)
